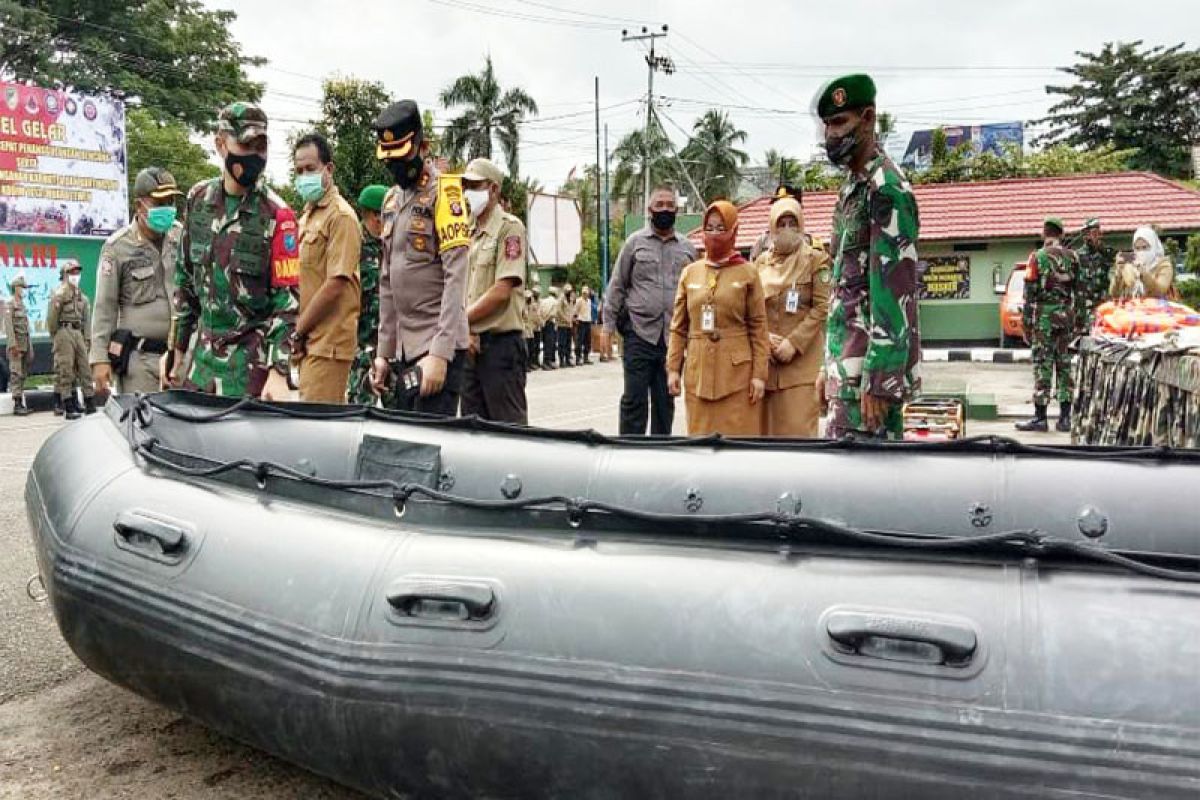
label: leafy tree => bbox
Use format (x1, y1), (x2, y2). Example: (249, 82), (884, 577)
(125, 107), (218, 204)
(439, 56), (538, 177)
(309, 76), (393, 201)
(876, 112), (897, 149)
(911, 142), (1135, 184)
(0, 0), (263, 131)
(763, 148), (802, 188)
(1038, 41), (1200, 177)
(421, 109), (442, 161)
(679, 109), (749, 203)
(798, 161), (841, 192)
(560, 165), (600, 229)
(611, 125), (675, 212)
(566, 226), (624, 293)
(1185, 233), (1200, 274)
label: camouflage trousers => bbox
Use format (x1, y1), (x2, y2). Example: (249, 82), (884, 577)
(185, 337), (269, 397)
(6, 347), (32, 400)
(826, 394), (904, 440)
(1029, 307), (1073, 406)
(346, 349), (403, 408)
(52, 327), (93, 400)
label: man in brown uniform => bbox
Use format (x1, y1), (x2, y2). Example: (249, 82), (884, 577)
(292, 133), (362, 403)
(4, 274), (32, 415)
(48, 260), (95, 419)
(461, 157), (529, 423)
(91, 167), (182, 397)
(369, 100), (470, 416)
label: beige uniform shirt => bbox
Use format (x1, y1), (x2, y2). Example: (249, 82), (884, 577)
(89, 221), (179, 365)
(299, 185), (362, 360)
(378, 163), (470, 362)
(467, 208), (527, 334)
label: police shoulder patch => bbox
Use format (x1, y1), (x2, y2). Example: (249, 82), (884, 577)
(99, 254), (115, 277)
(504, 234), (522, 260)
(434, 174), (470, 253)
(817, 268), (832, 285)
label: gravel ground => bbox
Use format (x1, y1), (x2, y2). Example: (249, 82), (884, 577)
(0, 360), (1064, 798)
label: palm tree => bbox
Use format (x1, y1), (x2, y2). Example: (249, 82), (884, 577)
(439, 56), (538, 177)
(680, 110), (749, 203)
(611, 125), (675, 212)
(763, 148), (802, 188)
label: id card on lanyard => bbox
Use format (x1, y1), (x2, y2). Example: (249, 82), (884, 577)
(785, 284), (800, 314)
(701, 269), (718, 332)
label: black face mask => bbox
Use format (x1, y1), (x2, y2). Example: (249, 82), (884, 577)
(651, 209), (676, 231)
(387, 156), (424, 189)
(224, 151), (266, 188)
(824, 130), (859, 166)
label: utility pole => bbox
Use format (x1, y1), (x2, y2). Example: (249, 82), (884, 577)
(594, 76), (602, 254)
(622, 24), (672, 224)
(602, 123), (611, 292)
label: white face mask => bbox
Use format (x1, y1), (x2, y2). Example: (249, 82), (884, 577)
(68, 274), (81, 287)
(1135, 249), (1155, 268)
(465, 188), (491, 219)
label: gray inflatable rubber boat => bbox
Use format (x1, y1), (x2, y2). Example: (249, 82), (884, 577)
(24, 391), (1200, 799)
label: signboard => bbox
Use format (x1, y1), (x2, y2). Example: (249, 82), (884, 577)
(0, 81), (128, 237)
(919, 256), (971, 300)
(901, 122), (1023, 170)
(0, 234), (101, 343)
(528, 193), (582, 267)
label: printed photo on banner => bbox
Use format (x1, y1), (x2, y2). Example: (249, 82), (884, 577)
(0, 81), (128, 238)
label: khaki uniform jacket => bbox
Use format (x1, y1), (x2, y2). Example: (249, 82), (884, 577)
(523, 301), (541, 337)
(48, 283), (90, 340)
(299, 185), (363, 360)
(467, 209), (527, 334)
(538, 296), (560, 326)
(4, 295), (30, 354)
(1109, 255), (1176, 299)
(554, 293), (576, 327)
(667, 259), (769, 402)
(756, 248), (832, 390)
(90, 221), (180, 365)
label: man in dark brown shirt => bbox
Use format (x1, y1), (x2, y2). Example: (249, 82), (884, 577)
(602, 185), (697, 434)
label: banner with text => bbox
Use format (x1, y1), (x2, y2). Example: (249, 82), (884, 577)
(0, 235), (102, 342)
(0, 81), (128, 238)
(918, 256), (972, 300)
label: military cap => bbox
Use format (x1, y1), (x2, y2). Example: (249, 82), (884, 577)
(771, 184), (802, 204)
(133, 167), (183, 200)
(10, 273), (27, 289)
(815, 74), (876, 119)
(357, 184), (389, 212)
(60, 259), (81, 275)
(217, 102), (268, 144)
(463, 157), (505, 186)
(1082, 217), (1101, 230)
(373, 100), (422, 160)
(1043, 217), (1065, 233)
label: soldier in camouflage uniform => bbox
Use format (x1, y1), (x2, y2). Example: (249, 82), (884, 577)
(347, 184), (398, 406)
(1074, 217), (1114, 335)
(814, 74), (921, 440)
(171, 102), (298, 399)
(48, 261), (96, 419)
(4, 274), (32, 415)
(1016, 218), (1080, 433)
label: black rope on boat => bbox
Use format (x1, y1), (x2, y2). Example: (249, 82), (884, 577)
(117, 395), (1200, 583)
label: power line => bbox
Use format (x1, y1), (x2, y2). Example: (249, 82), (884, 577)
(420, 0), (621, 30)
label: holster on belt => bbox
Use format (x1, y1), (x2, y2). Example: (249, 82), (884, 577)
(108, 329), (136, 377)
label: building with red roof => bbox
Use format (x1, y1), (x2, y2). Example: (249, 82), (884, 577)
(687, 172), (1200, 342)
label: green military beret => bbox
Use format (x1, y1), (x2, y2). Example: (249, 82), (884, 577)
(1043, 217), (1065, 233)
(357, 184), (389, 212)
(816, 74), (877, 119)
(1082, 217), (1101, 230)
(217, 101), (268, 144)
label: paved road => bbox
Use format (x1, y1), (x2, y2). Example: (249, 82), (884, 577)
(0, 360), (1065, 798)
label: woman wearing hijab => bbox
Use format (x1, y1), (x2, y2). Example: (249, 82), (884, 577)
(753, 197), (832, 437)
(1109, 226), (1176, 299)
(666, 200), (769, 436)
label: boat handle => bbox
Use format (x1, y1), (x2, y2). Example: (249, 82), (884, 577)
(826, 611), (977, 666)
(113, 511), (186, 555)
(385, 578), (496, 621)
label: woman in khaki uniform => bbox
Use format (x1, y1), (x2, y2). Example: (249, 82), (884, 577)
(753, 197), (832, 437)
(1109, 225), (1176, 299)
(667, 200), (769, 436)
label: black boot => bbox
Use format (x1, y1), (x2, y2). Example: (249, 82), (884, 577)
(84, 396), (97, 415)
(13, 397), (29, 416)
(63, 396), (81, 420)
(1015, 404), (1048, 432)
(1056, 401), (1072, 433)
(53, 394), (64, 416)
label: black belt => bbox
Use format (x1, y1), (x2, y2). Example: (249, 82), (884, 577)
(61, 321), (82, 330)
(479, 330), (523, 344)
(135, 337), (169, 355)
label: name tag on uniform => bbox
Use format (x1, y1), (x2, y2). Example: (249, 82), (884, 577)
(785, 288), (800, 314)
(701, 304), (716, 332)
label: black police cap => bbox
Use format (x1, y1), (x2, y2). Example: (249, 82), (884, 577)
(373, 100), (422, 142)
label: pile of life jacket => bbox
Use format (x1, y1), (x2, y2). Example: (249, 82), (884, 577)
(1092, 298), (1200, 338)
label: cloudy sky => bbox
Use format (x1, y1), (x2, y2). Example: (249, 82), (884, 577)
(206, 0), (1194, 191)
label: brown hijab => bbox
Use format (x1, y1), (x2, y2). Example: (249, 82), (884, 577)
(702, 200), (743, 266)
(756, 197), (809, 298)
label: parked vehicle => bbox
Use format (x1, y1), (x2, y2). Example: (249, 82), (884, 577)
(1000, 261), (1026, 346)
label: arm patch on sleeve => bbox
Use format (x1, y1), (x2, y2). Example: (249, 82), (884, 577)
(271, 207), (300, 288)
(435, 174), (471, 253)
(504, 234), (522, 260)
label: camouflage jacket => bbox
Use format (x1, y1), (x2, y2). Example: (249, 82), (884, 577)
(1074, 241), (1115, 312)
(173, 177), (299, 396)
(357, 227), (382, 353)
(1023, 244), (1079, 330)
(824, 146), (921, 403)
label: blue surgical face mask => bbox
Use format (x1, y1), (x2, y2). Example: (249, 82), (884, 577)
(294, 172), (326, 204)
(146, 205), (177, 233)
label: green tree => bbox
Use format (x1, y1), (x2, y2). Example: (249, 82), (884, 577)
(309, 76), (393, 201)
(500, 174), (543, 223)
(439, 56), (538, 177)
(1038, 41), (1200, 177)
(680, 109), (749, 202)
(611, 125), (675, 212)
(422, 109), (442, 161)
(1185, 233), (1200, 274)
(125, 107), (218, 204)
(763, 148), (801, 187)
(876, 112), (897, 148)
(566, 226), (624, 292)
(0, 0), (263, 131)
(798, 161), (841, 192)
(560, 165), (600, 229)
